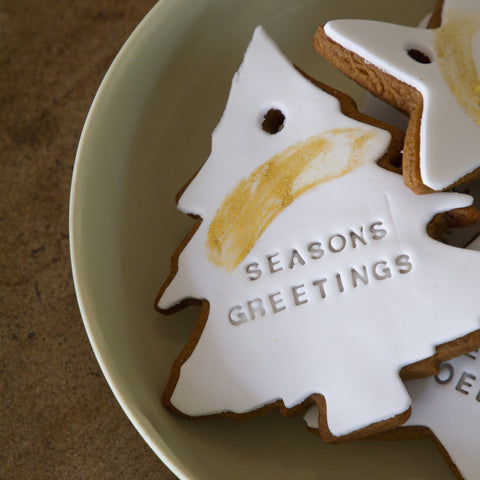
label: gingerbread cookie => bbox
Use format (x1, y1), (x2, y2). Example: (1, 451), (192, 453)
(313, 0), (480, 193)
(157, 26), (480, 442)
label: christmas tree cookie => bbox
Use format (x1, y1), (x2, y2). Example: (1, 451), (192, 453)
(157, 26), (480, 442)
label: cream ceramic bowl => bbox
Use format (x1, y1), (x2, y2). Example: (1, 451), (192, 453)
(70, 0), (455, 478)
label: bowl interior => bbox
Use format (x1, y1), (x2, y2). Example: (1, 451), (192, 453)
(70, 0), (455, 478)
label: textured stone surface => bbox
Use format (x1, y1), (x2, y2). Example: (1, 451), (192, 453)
(0, 1), (177, 478)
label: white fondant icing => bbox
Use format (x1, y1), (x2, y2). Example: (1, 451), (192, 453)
(324, 0), (480, 191)
(305, 231), (480, 473)
(159, 27), (480, 438)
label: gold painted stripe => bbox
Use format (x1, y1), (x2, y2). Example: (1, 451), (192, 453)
(207, 127), (379, 271)
(435, 11), (480, 125)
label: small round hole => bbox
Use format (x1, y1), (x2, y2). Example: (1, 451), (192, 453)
(262, 108), (285, 134)
(407, 48), (432, 64)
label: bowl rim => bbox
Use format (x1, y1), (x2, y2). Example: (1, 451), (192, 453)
(69, 0), (186, 477)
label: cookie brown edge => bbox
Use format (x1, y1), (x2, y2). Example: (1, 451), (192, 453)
(155, 68), (480, 443)
(313, 25), (427, 194)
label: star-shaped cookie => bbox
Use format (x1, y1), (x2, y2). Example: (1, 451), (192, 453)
(314, 0), (480, 193)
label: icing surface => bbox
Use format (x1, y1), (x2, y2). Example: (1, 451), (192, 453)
(158, 27), (480, 438)
(207, 127), (380, 271)
(303, 233), (480, 442)
(324, 0), (480, 190)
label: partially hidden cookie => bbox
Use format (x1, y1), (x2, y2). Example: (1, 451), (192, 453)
(313, 0), (480, 194)
(157, 26), (480, 443)
(399, 350), (480, 478)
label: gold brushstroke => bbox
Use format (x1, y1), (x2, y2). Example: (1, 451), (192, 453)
(207, 128), (379, 271)
(434, 11), (480, 125)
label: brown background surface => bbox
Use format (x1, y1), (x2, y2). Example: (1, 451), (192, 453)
(1, 1), (178, 478)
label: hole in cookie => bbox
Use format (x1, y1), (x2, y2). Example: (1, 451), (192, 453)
(262, 108), (285, 134)
(407, 48), (432, 64)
